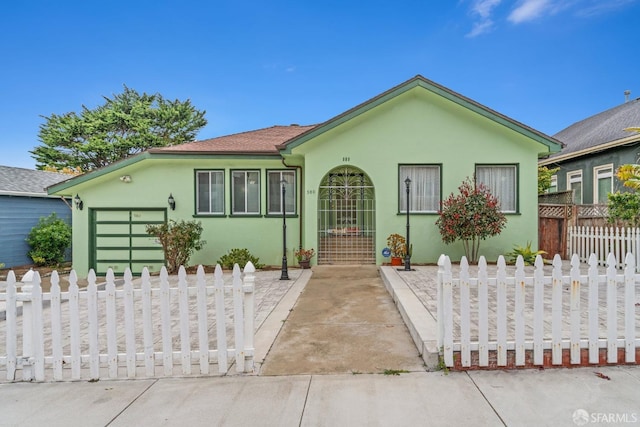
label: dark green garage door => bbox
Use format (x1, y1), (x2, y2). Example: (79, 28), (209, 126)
(90, 208), (166, 275)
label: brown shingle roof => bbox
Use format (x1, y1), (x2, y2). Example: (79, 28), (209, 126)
(150, 125), (317, 155)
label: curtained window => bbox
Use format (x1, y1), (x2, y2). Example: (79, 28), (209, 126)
(399, 165), (441, 213)
(476, 165), (517, 213)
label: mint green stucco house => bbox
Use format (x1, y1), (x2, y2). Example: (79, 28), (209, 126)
(48, 75), (562, 277)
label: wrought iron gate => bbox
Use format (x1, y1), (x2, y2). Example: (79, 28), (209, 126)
(317, 166), (375, 264)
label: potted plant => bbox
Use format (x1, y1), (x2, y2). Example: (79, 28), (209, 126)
(294, 248), (315, 269)
(386, 233), (406, 266)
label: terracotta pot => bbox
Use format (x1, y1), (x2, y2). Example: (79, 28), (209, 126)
(299, 259), (311, 269)
(391, 257), (403, 266)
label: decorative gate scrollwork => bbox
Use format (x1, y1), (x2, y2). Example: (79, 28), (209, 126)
(317, 166), (375, 264)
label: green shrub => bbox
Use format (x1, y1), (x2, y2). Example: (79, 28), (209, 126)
(146, 220), (206, 274)
(26, 213), (72, 267)
(217, 248), (264, 269)
(435, 178), (507, 263)
(505, 242), (546, 265)
(607, 191), (640, 227)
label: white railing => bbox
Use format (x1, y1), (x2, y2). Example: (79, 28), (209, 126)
(437, 253), (639, 368)
(569, 226), (640, 270)
(0, 263), (255, 382)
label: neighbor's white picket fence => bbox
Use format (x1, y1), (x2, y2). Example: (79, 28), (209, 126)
(569, 226), (640, 270)
(437, 253), (639, 368)
(0, 263), (255, 382)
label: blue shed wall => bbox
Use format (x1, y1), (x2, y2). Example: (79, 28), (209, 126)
(0, 195), (72, 268)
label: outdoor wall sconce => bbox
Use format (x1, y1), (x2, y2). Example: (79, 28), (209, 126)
(168, 193), (176, 211)
(74, 194), (83, 210)
(119, 175), (132, 183)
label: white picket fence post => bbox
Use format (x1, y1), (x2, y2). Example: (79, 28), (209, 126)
(437, 252), (640, 368)
(5, 271), (17, 381)
(569, 226), (640, 271)
(0, 262), (256, 382)
(243, 262), (256, 373)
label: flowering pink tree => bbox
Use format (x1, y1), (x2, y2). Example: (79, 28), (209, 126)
(435, 178), (507, 263)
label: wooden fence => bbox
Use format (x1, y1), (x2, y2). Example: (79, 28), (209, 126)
(569, 226), (640, 270)
(539, 203), (611, 259)
(437, 253), (639, 369)
(0, 263), (255, 382)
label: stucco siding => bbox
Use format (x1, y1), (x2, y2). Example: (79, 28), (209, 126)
(68, 158), (301, 276)
(295, 88), (543, 264)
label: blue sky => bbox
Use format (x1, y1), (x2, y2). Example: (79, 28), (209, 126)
(1, 0), (639, 169)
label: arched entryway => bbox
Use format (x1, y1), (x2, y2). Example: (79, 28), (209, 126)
(317, 166), (375, 264)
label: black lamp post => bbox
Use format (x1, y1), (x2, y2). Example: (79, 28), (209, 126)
(280, 179), (290, 280)
(402, 177), (412, 271)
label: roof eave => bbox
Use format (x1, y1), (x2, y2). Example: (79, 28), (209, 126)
(0, 191), (69, 198)
(47, 152), (150, 195)
(147, 149), (281, 156)
(539, 134), (640, 165)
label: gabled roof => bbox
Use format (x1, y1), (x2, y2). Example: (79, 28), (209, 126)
(150, 125), (317, 155)
(278, 75), (563, 156)
(49, 75), (562, 195)
(541, 98), (640, 164)
(0, 165), (69, 197)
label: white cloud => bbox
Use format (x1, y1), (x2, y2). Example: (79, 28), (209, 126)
(467, 19), (496, 37)
(466, 0), (502, 36)
(471, 0), (503, 18)
(465, 0), (638, 35)
(507, 0), (552, 23)
(576, 0), (637, 17)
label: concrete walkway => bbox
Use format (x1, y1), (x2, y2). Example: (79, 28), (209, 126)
(260, 265), (424, 375)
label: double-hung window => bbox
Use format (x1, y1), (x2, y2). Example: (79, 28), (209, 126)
(196, 170), (224, 215)
(594, 165), (613, 204)
(475, 165), (518, 213)
(548, 175), (558, 193)
(232, 170), (260, 215)
(399, 165), (441, 213)
(567, 170), (582, 204)
(268, 170), (296, 215)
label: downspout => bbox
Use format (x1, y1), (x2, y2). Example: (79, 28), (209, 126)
(282, 158), (303, 251)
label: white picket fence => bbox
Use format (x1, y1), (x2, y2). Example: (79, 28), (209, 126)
(437, 253), (639, 368)
(569, 226), (640, 270)
(0, 263), (255, 382)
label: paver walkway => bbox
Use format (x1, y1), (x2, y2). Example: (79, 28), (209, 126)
(260, 265), (425, 375)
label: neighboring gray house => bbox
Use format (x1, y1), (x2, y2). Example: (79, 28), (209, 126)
(0, 166), (71, 268)
(540, 97), (640, 204)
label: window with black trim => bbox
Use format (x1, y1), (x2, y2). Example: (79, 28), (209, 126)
(399, 165), (441, 213)
(232, 170), (260, 215)
(196, 170), (224, 215)
(267, 170), (296, 215)
(475, 165), (518, 213)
